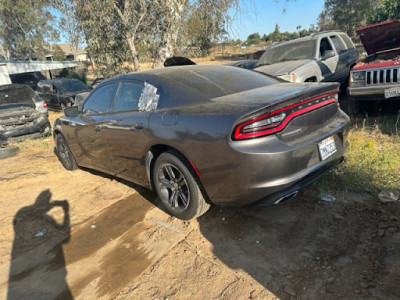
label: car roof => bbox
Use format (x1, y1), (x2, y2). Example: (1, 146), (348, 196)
(97, 65), (278, 107)
(269, 30), (347, 47)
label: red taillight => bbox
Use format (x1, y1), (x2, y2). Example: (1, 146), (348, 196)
(43, 101), (47, 108)
(233, 91), (338, 140)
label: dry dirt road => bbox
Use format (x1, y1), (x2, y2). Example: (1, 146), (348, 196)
(0, 112), (399, 300)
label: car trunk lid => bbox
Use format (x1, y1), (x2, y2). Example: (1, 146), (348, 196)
(214, 82), (340, 141)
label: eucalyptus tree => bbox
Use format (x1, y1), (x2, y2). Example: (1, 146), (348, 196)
(318, 0), (377, 39)
(55, 0), (238, 74)
(369, 0), (400, 23)
(0, 0), (58, 60)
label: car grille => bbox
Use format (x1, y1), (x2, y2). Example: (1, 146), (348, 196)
(365, 67), (400, 85)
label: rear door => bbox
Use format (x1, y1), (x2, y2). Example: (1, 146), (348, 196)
(329, 34), (353, 84)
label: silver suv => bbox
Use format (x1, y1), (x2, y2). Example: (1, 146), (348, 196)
(254, 31), (358, 88)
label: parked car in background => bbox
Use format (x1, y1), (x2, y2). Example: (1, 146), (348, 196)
(228, 59), (258, 70)
(348, 19), (400, 108)
(0, 84), (51, 141)
(37, 78), (91, 110)
(53, 65), (350, 220)
(33, 92), (48, 116)
(9, 71), (46, 90)
(74, 91), (90, 108)
(254, 31), (358, 89)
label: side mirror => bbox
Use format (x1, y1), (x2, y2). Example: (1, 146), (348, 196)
(64, 106), (79, 117)
(322, 50), (335, 60)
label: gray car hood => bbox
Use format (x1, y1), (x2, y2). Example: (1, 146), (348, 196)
(254, 59), (314, 76)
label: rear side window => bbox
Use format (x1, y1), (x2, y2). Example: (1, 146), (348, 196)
(113, 81), (143, 112)
(339, 33), (355, 49)
(330, 35), (346, 53)
(83, 82), (118, 115)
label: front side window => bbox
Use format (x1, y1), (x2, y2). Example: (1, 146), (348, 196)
(319, 37), (333, 57)
(82, 82), (118, 115)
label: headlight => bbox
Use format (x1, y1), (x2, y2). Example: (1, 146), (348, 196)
(277, 74), (295, 82)
(352, 71), (365, 81)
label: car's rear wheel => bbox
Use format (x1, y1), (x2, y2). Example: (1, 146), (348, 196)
(153, 151), (210, 220)
(55, 134), (77, 170)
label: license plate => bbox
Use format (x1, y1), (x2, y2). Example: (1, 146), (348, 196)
(384, 87), (400, 99)
(318, 136), (337, 161)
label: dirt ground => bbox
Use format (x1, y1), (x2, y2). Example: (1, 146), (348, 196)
(0, 111), (399, 300)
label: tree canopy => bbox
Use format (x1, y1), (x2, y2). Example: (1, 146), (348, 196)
(0, 0), (399, 71)
(369, 0), (400, 23)
(318, 0), (377, 39)
(0, 0), (58, 60)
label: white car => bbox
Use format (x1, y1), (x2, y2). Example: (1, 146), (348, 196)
(254, 31), (358, 89)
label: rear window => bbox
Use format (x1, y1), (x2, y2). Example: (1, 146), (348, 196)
(59, 80), (90, 93)
(0, 86), (35, 107)
(158, 67), (278, 108)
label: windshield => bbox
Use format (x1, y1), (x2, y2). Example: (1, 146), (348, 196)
(256, 40), (316, 66)
(59, 80), (90, 93)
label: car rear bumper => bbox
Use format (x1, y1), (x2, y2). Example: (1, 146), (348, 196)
(252, 155), (344, 206)
(198, 111), (350, 206)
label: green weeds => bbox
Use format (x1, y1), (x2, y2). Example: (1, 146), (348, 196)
(319, 117), (400, 194)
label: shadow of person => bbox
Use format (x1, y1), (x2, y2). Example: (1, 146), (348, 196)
(7, 189), (72, 299)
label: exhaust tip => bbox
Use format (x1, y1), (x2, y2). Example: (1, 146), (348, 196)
(273, 191), (298, 204)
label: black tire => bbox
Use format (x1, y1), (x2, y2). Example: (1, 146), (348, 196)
(152, 151), (210, 220)
(0, 146), (19, 159)
(55, 134), (78, 170)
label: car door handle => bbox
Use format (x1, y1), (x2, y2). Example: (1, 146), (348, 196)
(94, 120), (117, 132)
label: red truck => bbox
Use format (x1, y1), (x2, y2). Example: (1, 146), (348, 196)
(348, 19), (400, 111)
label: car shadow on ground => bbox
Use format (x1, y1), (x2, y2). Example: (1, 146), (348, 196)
(197, 188), (400, 300)
(7, 189), (72, 299)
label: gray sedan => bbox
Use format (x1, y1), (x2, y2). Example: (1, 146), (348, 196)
(53, 65), (350, 219)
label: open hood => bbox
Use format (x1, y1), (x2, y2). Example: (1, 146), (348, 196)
(357, 19), (400, 55)
(0, 84), (35, 107)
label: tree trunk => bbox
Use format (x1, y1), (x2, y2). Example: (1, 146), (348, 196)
(127, 35), (141, 72)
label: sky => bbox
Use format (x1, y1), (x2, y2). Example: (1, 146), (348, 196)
(229, 0), (325, 41)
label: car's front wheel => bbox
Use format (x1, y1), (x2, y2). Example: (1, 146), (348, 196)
(152, 151), (210, 220)
(55, 134), (78, 170)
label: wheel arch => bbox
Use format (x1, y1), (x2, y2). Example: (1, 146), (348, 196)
(145, 144), (210, 202)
